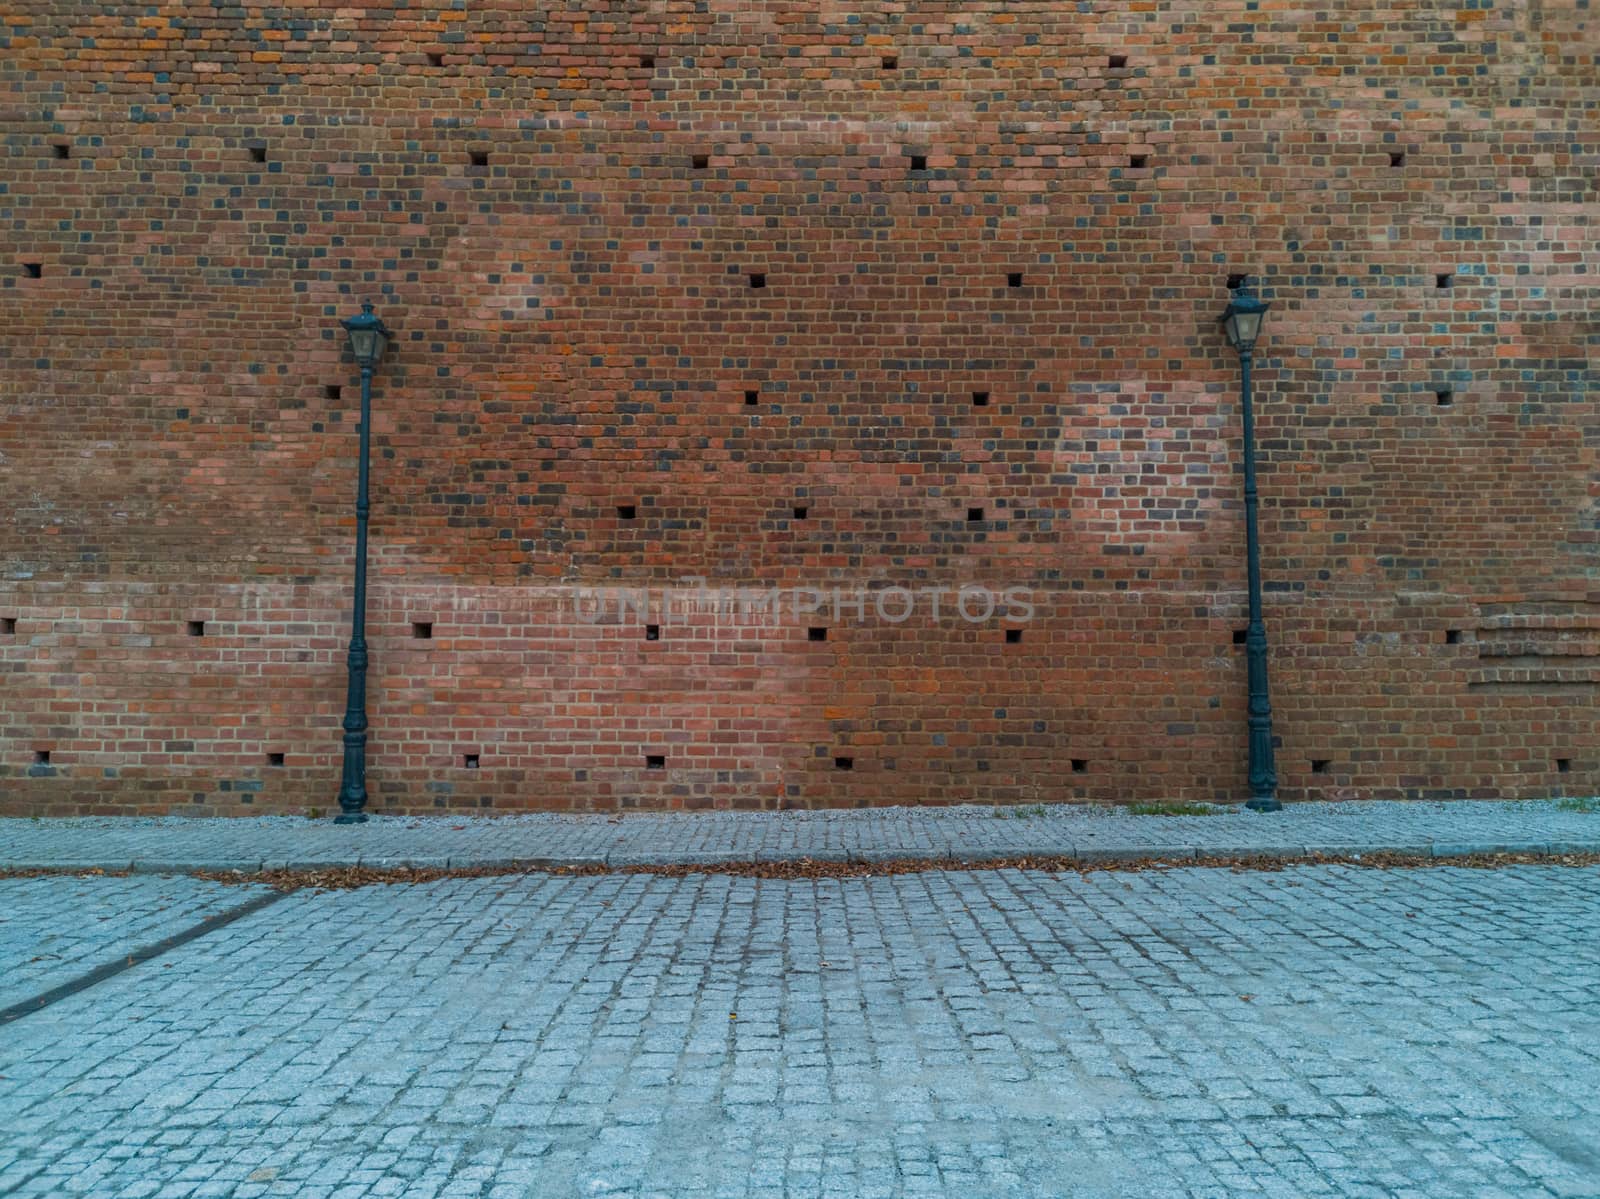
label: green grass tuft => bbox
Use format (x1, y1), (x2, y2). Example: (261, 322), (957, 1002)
(1125, 802), (1224, 817)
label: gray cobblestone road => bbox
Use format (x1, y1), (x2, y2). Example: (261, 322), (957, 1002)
(0, 875), (272, 1012)
(2, 864), (1599, 1196)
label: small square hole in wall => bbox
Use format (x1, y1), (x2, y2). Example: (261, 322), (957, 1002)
(744, 389), (760, 405)
(249, 145), (266, 164)
(691, 154), (709, 170)
(1226, 273), (1247, 289)
(1007, 272), (1024, 288)
(645, 624), (660, 641)
(1445, 629), (1461, 644)
(792, 506), (808, 520)
(1389, 151), (1406, 167)
(1005, 628), (1022, 644)
(639, 53), (655, 68)
(1232, 628), (1248, 645)
(266, 752), (285, 767)
(324, 384), (342, 401)
(909, 153), (927, 171)
(808, 627), (827, 642)
(972, 390), (990, 407)
(427, 52), (443, 67)
(646, 754), (666, 770)
(1, 617), (14, 634)
(882, 54), (899, 69)
(1071, 758), (1088, 773)
(617, 504), (637, 520)
(1311, 759), (1331, 774)
(1108, 54), (1128, 68)
(470, 150), (489, 167)
(749, 272), (766, 289)
(53, 143), (69, 160)
(1129, 154), (1148, 168)
(1435, 272), (1452, 289)
(1435, 389), (1454, 407)
(1556, 758), (1572, 774)
(462, 753), (480, 769)
(187, 620), (206, 637)
(412, 621), (433, 640)
(34, 750), (50, 765)
(834, 756), (854, 771)
(967, 507), (984, 522)
(23, 263), (42, 279)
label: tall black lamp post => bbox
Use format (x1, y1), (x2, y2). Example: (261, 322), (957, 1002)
(1220, 279), (1281, 812)
(335, 301), (391, 823)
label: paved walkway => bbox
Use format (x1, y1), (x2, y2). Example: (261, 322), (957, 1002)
(2, 862), (1598, 1197)
(2, 798), (1597, 872)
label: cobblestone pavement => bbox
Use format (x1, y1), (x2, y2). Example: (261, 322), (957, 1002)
(2, 798), (1597, 872)
(2, 864), (1598, 1197)
(0, 875), (272, 1012)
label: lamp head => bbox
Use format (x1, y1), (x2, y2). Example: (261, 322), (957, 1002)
(1220, 277), (1270, 353)
(341, 301), (391, 368)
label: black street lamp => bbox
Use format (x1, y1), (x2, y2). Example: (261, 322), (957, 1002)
(1220, 279), (1281, 812)
(334, 301), (391, 823)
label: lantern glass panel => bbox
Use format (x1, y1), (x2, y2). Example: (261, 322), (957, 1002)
(1230, 309), (1263, 348)
(348, 327), (387, 365)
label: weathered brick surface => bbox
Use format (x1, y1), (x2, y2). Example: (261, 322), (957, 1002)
(1, 2), (1595, 814)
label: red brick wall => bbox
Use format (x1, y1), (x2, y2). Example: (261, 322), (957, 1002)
(1, 1), (1595, 815)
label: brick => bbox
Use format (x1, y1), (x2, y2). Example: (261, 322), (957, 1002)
(0, 2), (1594, 815)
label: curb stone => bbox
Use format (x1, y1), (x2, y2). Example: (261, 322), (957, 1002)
(760, 848), (851, 864)
(159, 860), (264, 874)
(1075, 846), (1197, 863)
(345, 856), (453, 870)
(1191, 845), (1312, 860)
(1430, 841), (1548, 858)
(1545, 841), (1600, 855)
(847, 846), (950, 864)
(946, 845), (1070, 864)
(8, 858), (135, 872)
(608, 850), (750, 867)
(1311, 842), (1432, 857)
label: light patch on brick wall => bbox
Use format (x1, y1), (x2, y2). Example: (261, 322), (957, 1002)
(1052, 382), (1228, 546)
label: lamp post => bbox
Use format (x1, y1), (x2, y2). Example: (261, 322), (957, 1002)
(1220, 278), (1281, 812)
(334, 301), (391, 823)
